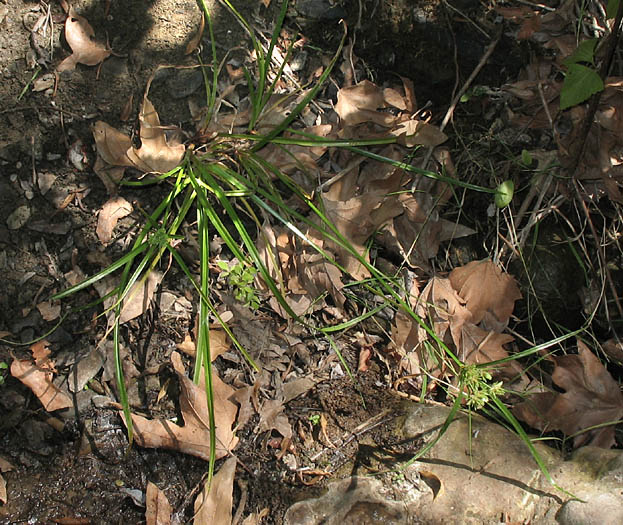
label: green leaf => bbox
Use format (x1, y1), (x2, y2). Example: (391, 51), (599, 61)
(495, 180), (514, 208)
(520, 149), (532, 167)
(560, 64), (604, 110)
(608, 0), (620, 19)
(563, 39), (598, 66)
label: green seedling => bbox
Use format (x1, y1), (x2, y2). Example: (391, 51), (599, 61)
(308, 414), (321, 426)
(0, 361), (7, 386)
(217, 260), (260, 310)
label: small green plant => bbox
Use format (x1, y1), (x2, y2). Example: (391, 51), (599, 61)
(0, 361), (8, 386)
(457, 365), (504, 411)
(560, 38), (604, 110)
(217, 260), (260, 309)
(308, 413), (321, 426)
(559, 0), (622, 109)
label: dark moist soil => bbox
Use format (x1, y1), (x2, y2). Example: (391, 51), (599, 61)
(1, 0), (613, 524)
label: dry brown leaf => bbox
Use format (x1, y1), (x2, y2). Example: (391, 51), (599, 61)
(390, 119), (447, 148)
(57, 8), (111, 72)
(92, 97), (185, 189)
(601, 338), (623, 365)
(322, 190), (402, 280)
(193, 456), (236, 525)
(124, 352), (238, 460)
(458, 323), (515, 370)
(10, 357), (72, 412)
(132, 97), (186, 173)
(0, 456), (13, 504)
(96, 196), (133, 244)
(335, 80), (396, 127)
(0, 474), (5, 505)
(118, 271), (163, 324)
(36, 300), (61, 322)
(415, 276), (471, 348)
(514, 341), (623, 448)
(449, 259), (522, 325)
(176, 333), (196, 357)
(145, 481), (172, 525)
(185, 14), (205, 55)
(30, 339), (52, 365)
(258, 398), (292, 442)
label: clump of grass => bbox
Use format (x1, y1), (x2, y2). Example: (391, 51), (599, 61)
(50, 0), (558, 494)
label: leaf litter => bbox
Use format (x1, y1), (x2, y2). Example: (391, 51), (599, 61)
(17, 2), (623, 520)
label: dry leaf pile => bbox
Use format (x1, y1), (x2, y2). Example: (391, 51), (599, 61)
(391, 259), (523, 387)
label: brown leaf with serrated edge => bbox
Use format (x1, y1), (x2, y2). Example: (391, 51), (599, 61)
(449, 259), (521, 326)
(414, 276), (471, 348)
(322, 189), (402, 281)
(514, 341), (623, 448)
(194, 457), (236, 525)
(96, 196), (133, 244)
(57, 8), (111, 72)
(146, 482), (171, 525)
(123, 352), (238, 460)
(335, 80), (394, 127)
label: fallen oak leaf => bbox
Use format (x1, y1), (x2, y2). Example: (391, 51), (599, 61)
(122, 352), (238, 460)
(57, 8), (111, 72)
(92, 97), (185, 191)
(514, 341), (623, 448)
(449, 259), (522, 326)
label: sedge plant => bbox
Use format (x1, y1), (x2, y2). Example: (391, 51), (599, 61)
(50, 0), (543, 492)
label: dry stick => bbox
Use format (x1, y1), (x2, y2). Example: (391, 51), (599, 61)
(415, 26), (502, 181)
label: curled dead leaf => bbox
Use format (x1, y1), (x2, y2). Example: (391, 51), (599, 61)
(57, 8), (111, 72)
(92, 98), (185, 192)
(96, 196), (133, 244)
(123, 352), (238, 460)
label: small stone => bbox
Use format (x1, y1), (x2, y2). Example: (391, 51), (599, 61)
(166, 69), (204, 99)
(7, 204), (31, 230)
